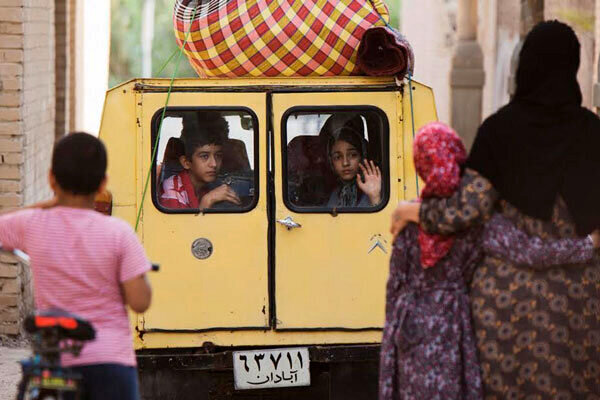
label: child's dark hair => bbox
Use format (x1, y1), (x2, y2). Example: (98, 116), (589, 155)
(51, 132), (107, 195)
(181, 112), (229, 159)
(327, 126), (367, 159)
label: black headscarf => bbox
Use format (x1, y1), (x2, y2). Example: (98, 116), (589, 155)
(466, 20), (600, 235)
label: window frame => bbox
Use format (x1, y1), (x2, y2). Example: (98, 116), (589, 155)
(281, 105), (390, 214)
(150, 106), (260, 214)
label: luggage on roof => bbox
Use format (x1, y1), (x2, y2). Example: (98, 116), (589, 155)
(173, 0), (393, 77)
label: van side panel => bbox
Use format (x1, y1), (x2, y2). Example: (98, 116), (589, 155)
(98, 83), (139, 225)
(402, 82), (438, 200)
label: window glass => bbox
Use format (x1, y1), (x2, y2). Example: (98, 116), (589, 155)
(284, 109), (388, 212)
(153, 109), (257, 212)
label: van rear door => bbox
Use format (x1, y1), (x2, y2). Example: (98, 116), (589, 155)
(272, 90), (402, 329)
(138, 91), (269, 331)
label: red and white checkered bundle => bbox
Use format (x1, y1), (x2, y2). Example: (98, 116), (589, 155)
(173, 0), (391, 77)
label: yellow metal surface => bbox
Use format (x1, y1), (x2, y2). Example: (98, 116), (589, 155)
(99, 83), (138, 209)
(401, 81), (438, 199)
(138, 92), (269, 330)
(272, 91), (399, 329)
(99, 76), (437, 349)
(138, 330), (382, 349)
(115, 76), (398, 89)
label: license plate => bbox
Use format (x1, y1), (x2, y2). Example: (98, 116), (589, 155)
(233, 347), (310, 390)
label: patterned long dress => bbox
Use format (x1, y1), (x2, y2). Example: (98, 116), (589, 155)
(418, 169), (600, 400)
(379, 209), (594, 400)
(379, 223), (485, 400)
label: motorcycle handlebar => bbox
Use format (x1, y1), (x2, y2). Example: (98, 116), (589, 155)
(1, 247), (159, 273)
(8, 249), (30, 264)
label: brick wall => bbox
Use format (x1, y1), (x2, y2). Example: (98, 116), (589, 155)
(22, 0), (55, 205)
(68, 0), (75, 132)
(55, 0), (72, 140)
(0, 0), (56, 336)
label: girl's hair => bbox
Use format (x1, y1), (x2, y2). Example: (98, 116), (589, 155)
(327, 126), (367, 160)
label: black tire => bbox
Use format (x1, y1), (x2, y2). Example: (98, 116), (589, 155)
(37, 390), (60, 400)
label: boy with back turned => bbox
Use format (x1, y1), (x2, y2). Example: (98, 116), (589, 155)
(0, 132), (152, 400)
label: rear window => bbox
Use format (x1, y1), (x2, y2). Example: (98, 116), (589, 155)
(151, 108), (258, 213)
(282, 107), (389, 213)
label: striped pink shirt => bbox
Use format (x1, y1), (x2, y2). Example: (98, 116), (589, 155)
(0, 207), (150, 367)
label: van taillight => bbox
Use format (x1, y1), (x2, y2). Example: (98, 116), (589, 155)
(94, 190), (113, 215)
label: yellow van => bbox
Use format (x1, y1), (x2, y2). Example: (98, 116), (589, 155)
(98, 75), (436, 399)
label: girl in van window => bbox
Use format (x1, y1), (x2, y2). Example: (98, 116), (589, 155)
(379, 122), (600, 400)
(160, 114), (241, 209)
(326, 125), (382, 208)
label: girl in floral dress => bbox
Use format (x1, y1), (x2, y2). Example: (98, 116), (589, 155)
(379, 122), (599, 400)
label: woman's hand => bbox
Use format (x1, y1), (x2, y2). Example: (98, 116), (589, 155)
(0, 196), (57, 216)
(357, 160), (382, 206)
(590, 229), (600, 249)
(390, 201), (421, 239)
(199, 184), (241, 209)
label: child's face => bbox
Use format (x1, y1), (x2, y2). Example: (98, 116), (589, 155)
(330, 140), (360, 182)
(180, 144), (224, 184)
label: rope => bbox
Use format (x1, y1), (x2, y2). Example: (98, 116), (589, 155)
(155, 47), (178, 76)
(407, 73), (419, 194)
(135, 5), (199, 232)
(174, 0), (233, 19)
(368, 0), (393, 29)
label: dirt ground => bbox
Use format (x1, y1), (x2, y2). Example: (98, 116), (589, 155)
(0, 346), (30, 400)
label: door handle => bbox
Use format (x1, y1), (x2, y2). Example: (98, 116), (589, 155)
(277, 216), (302, 230)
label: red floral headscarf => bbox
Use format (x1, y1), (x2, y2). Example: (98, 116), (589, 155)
(413, 122), (467, 268)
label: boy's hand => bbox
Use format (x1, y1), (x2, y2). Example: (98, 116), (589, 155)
(199, 184), (241, 209)
(122, 273), (152, 313)
(25, 197), (58, 210)
(38, 197), (58, 209)
(0, 196), (57, 216)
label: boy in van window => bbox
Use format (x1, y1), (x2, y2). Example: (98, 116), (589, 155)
(160, 113), (241, 209)
(0, 132), (152, 400)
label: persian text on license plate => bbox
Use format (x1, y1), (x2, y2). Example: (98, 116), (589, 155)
(233, 347), (310, 390)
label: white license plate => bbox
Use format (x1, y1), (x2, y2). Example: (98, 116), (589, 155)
(233, 347), (310, 390)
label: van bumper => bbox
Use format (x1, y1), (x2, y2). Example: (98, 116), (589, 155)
(137, 344), (380, 400)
